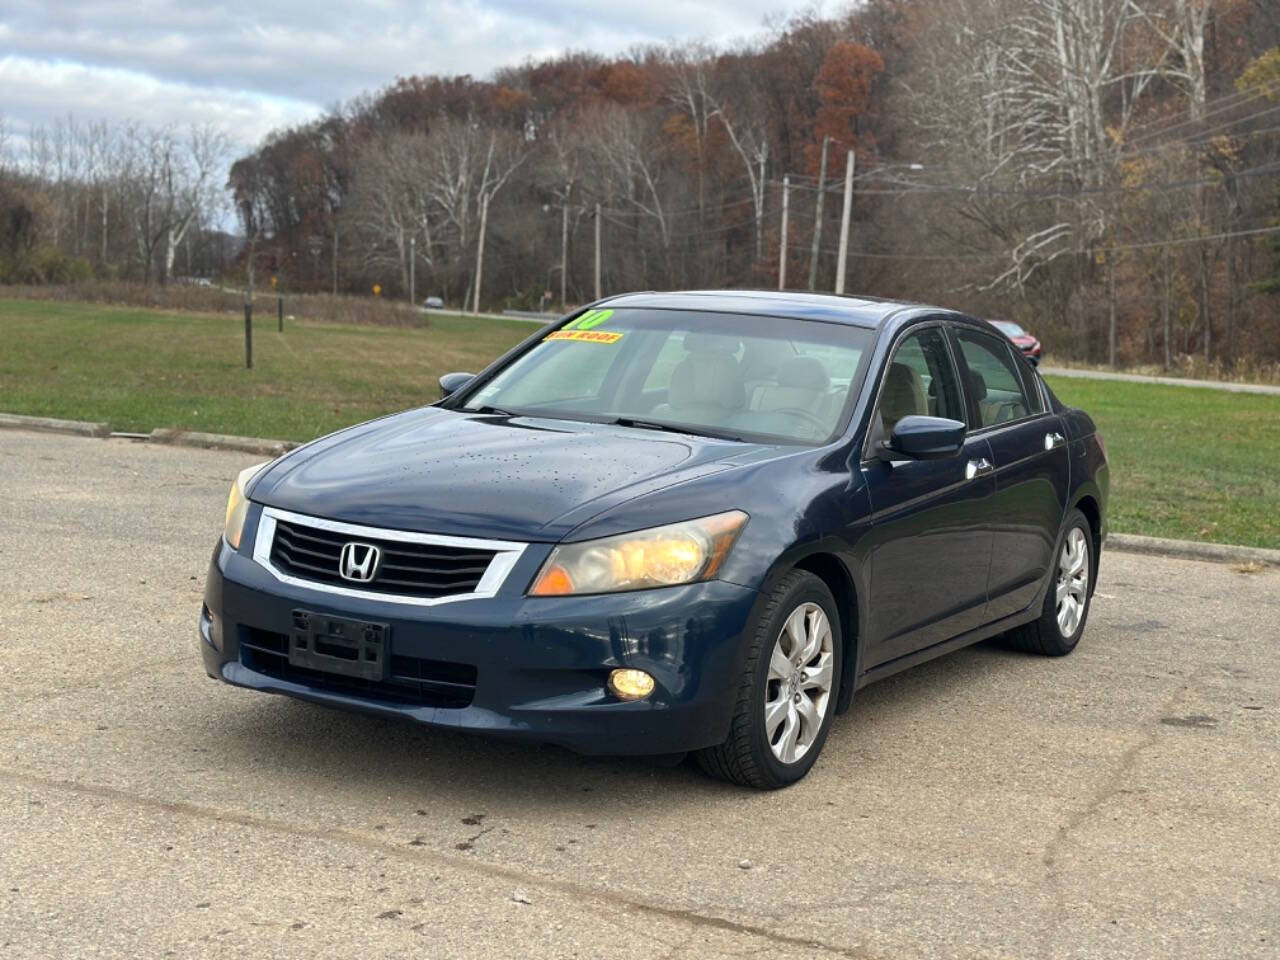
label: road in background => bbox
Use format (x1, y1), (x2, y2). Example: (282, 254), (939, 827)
(1041, 366), (1280, 396)
(1, 430), (1277, 960)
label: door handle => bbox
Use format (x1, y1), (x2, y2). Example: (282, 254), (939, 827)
(1044, 431), (1065, 450)
(965, 457), (993, 480)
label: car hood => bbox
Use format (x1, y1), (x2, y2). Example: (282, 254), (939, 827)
(250, 407), (770, 541)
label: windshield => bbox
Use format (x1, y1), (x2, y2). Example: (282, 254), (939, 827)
(457, 308), (873, 444)
(991, 320), (1026, 337)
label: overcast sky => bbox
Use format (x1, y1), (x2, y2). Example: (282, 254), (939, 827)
(1, 0), (803, 155)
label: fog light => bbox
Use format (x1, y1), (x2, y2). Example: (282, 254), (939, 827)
(608, 668), (655, 701)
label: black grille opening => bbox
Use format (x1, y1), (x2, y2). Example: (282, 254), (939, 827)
(269, 518), (498, 598)
(240, 627), (477, 708)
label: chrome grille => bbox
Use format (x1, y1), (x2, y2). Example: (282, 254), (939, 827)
(270, 518), (496, 598)
(253, 507), (526, 605)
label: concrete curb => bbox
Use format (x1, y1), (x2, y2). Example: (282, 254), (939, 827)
(0, 412), (111, 438)
(147, 428), (297, 458)
(1108, 532), (1280, 567)
(2, 412), (1276, 566)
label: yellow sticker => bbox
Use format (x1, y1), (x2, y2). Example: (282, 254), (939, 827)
(546, 329), (624, 344)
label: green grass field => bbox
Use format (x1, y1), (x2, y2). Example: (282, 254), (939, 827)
(0, 298), (534, 441)
(1, 297), (1276, 547)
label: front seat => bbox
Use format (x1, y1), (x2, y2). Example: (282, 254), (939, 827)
(651, 334), (745, 426)
(879, 361), (926, 435)
(752, 355), (830, 417)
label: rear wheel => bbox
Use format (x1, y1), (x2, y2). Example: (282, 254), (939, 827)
(1004, 508), (1093, 656)
(696, 570), (841, 789)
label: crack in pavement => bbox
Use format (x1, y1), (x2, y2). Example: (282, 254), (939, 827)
(0, 767), (888, 960)
(1035, 663), (1217, 952)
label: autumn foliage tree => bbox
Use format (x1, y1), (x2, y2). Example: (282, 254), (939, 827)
(812, 42), (885, 166)
(6, 3), (1280, 370)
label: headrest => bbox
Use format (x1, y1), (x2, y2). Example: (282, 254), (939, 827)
(969, 371), (987, 401)
(682, 333), (741, 355)
(777, 355), (829, 391)
(885, 362), (916, 390)
(668, 352), (744, 412)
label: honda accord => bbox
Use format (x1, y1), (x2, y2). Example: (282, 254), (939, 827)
(199, 291), (1108, 788)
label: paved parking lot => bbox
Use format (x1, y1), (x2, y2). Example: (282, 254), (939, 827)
(1, 428), (1277, 960)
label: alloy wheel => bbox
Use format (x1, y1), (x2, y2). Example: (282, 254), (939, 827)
(1056, 527), (1089, 637)
(764, 601), (834, 764)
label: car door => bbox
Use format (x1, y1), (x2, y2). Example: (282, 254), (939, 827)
(860, 323), (997, 667)
(950, 325), (1070, 621)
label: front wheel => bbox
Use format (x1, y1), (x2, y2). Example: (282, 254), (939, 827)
(1004, 508), (1094, 656)
(696, 570), (842, 789)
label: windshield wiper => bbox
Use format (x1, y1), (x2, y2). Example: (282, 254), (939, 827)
(468, 404), (520, 417)
(608, 416), (744, 442)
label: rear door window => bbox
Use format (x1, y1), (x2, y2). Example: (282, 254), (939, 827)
(954, 330), (1034, 428)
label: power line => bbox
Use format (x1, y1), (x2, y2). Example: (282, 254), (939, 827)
(1125, 81), (1280, 145)
(781, 223), (1280, 263)
(1128, 101), (1280, 151)
(759, 99), (1280, 200)
(1103, 223), (1280, 254)
(767, 159), (1280, 200)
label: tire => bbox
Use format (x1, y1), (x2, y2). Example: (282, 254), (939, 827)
(696, 570), (842, 789)
(1003, 508), (1094, 656)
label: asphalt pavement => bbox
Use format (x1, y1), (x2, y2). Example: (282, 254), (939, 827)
(1, 429), (1276, 960)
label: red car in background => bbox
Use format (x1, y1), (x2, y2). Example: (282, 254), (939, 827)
(989, 320), (1042, 366)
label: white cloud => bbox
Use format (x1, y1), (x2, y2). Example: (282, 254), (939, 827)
(0, 55), (317, 152)
(1, 0), (795, 154)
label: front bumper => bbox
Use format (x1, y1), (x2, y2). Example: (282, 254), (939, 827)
(200, 537), (759, 755)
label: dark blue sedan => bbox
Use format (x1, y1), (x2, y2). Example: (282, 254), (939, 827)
(200, 291), (1109, 788)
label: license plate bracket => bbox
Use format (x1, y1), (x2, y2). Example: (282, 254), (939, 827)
(288, 609), (389, 681)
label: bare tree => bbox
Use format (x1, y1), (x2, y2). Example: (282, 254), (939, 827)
(587, 106), (672, 250)
(705, 58), (772, 261)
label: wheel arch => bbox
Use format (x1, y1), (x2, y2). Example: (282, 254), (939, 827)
(1071, 492), (1103, 594)
(790, 551), (861, 715)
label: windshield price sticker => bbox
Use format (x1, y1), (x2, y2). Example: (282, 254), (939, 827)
(546, 329), (624, 344)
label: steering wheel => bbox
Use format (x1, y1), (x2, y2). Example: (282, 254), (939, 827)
(771, 407), (829, 432)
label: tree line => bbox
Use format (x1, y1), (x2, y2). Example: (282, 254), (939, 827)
(3, 0), (1280, 368)
(0, 117), (232, 285)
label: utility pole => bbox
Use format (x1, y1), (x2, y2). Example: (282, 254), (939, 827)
(244, 246), (255, 369)
(409, 235), (416, 307)
(594, 203), (602, 301)
(1108, 257), (1117, 369)
(331, 227), (339, 296)
(1225, 236), (1236, 364)
(1162, 244), (1172, 369)
(778, 176), (790, 291)
(835, 149), (855, 295)
(472, 192), (490, 315)
(807, 135), (831, 292)
(560, 202), (569, 312)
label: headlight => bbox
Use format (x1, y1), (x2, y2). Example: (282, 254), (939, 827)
(223, 462), (268, 549)
(529, 511), (748, 596)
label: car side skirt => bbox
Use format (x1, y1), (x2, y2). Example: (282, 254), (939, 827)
(855, 604), (1041, 689)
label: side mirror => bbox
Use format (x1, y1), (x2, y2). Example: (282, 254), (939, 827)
(882, 415), (966, 460)
(438, 371), (475, 399)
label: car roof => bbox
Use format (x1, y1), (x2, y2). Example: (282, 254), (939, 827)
(598, 289), (948, 330)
